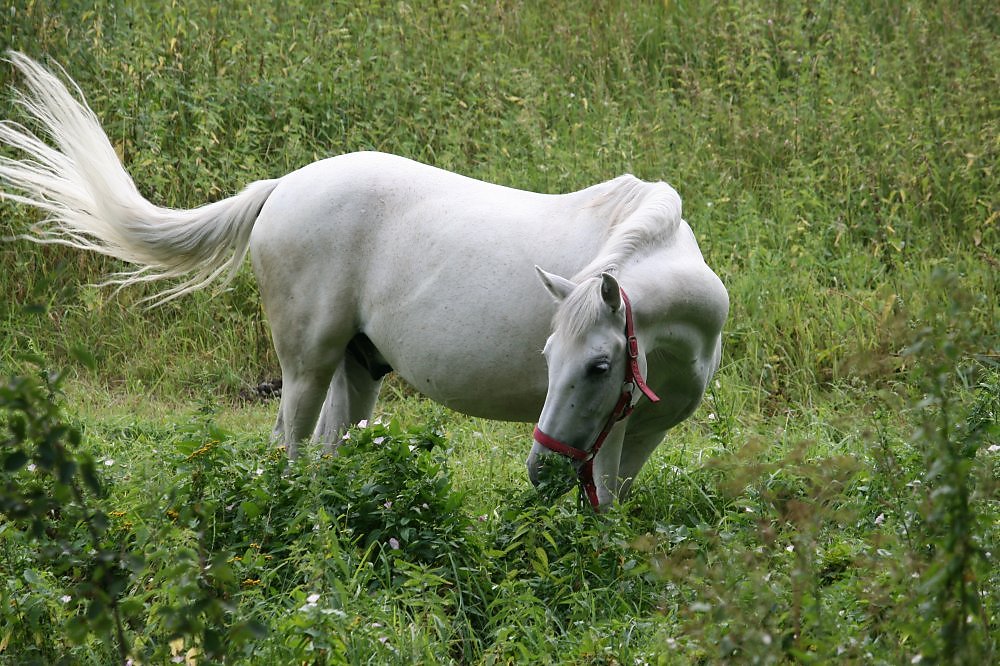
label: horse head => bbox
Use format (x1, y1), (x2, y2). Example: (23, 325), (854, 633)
(528, 267), (659, 507)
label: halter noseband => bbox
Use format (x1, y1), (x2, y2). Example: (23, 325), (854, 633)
(532, 288), (659, 508)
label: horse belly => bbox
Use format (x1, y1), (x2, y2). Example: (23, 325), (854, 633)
(420, 375), (546, 422)
(367, 313), (550, 422)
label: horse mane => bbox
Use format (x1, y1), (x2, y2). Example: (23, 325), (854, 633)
(551, 276), (609, 340)
(570, 175), (682, 283)
(551, 176), (682, 338)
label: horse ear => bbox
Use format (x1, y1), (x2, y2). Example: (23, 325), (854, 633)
(600, 272), (622, 312)
(535, 266), (576, 302)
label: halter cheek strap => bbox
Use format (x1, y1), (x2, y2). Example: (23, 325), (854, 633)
(533, 288), (659, 509)
(620, 289), (660, 405)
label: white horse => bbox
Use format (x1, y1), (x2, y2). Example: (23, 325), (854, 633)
(0, 53), (728, 507)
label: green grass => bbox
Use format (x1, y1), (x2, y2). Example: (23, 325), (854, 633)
(1, 0), (998, 663)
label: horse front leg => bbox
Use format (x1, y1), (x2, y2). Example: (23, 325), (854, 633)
(617, 392), (704, 499)
(591, 424), (627, 508)
(616, 428), (668, 501)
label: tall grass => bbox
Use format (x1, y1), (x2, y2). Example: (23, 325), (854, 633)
(1, 1), (997, 663)
(1, 0), (995, 401)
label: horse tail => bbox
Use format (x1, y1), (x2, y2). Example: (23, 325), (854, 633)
(0, 51), (280, 305)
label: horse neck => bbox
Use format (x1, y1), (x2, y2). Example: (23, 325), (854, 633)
(608, 256), (671, 346)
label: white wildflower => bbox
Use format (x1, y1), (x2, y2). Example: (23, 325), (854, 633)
(300, 593), (321, 611)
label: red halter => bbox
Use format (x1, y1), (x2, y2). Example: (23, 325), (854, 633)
(532, 289), (660, 508)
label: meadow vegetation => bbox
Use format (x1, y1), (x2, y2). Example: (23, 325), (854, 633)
(1, 1), (997, 663)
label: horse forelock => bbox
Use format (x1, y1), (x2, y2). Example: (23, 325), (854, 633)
(551, 277), (616, 341)
(571, 175), (683, 282)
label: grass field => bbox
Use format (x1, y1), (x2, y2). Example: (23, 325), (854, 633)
(1, 1), (998, 663)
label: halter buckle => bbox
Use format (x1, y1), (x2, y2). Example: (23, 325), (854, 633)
(627, 335), (639, 359)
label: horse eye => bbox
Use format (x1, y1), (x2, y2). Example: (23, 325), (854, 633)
(588, 360), (611, 376)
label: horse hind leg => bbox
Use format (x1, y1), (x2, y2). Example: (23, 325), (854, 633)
(312, 344), (387, 449)
(268, 323), (348, 458)
(274, 359), (339, 459)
